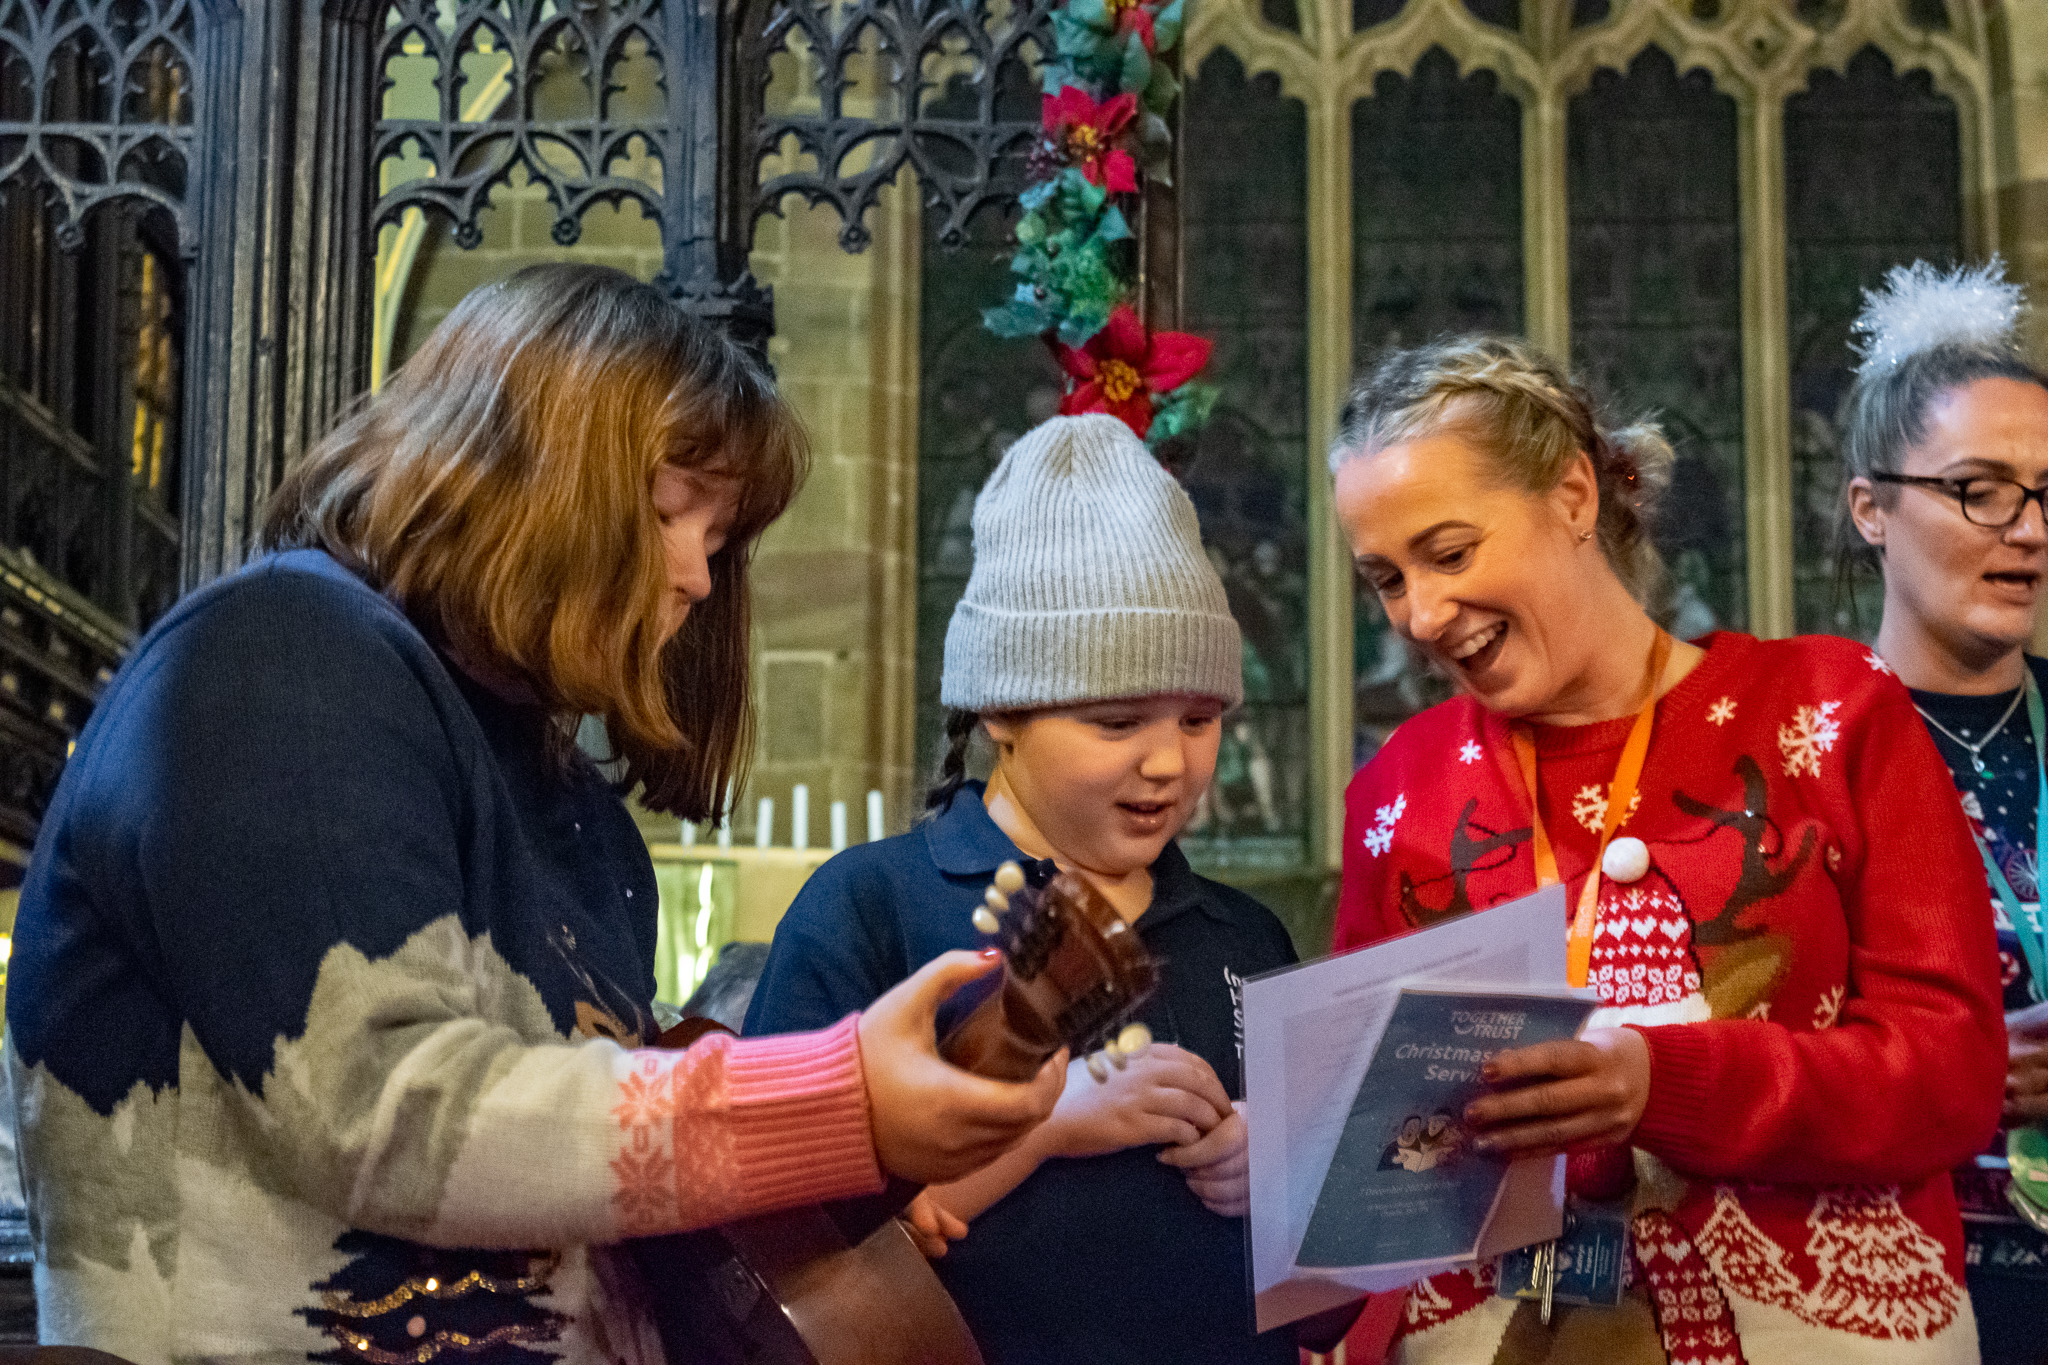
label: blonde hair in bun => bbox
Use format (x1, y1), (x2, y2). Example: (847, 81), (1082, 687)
(1331, 335), (1674, 605)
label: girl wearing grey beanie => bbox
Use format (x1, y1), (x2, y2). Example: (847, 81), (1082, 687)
(746, 415), (1335, 1362)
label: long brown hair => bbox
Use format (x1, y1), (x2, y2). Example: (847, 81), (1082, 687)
(263, 263), (807, 820)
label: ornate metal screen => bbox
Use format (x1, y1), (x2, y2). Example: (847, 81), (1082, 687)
(739, 0), (1050, 253)
(1786, 48), (1960, 638)
(0, 0), (201, 848)
(0, 0), (200, 254)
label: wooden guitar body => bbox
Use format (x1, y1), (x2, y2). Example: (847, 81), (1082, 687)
(632, 862), (1157, 1365)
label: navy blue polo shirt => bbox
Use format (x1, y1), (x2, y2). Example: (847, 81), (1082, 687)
(745, 782), (1299, 1365)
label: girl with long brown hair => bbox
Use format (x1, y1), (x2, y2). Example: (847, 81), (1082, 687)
(5, 263), (1062, 1362)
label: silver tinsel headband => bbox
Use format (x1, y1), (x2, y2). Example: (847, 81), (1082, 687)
(1851, 256), (2025, 378)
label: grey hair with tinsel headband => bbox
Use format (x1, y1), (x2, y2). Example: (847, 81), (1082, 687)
(1841, 257), (2046, 484)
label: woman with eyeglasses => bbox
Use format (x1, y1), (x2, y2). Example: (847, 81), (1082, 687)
(1846, 260), (2048, 1364)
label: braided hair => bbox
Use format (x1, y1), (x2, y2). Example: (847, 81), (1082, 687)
(922, 707), (982, 816)
(1329, 336), (1675, 606)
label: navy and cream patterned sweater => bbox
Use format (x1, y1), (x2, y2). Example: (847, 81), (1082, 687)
(6, 549), (879, 1364)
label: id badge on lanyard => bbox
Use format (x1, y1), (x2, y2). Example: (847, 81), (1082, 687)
(1982, 668), (2048, 1233)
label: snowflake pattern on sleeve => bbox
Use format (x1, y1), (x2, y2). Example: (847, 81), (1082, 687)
(1778, 701), (1843, 778)
(1363, 793), (1407, 858)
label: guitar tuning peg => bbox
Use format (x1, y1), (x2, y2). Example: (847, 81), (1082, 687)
(971, 906), (1000, 935)
(1115, 1022), (1152, 1055)
(992, 861), (1025, 895)
(983, 885), (1008, 912)
(1085, 1051), (1110, 1083)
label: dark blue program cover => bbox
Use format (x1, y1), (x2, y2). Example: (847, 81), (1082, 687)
(1294, 988), (1594, 1270)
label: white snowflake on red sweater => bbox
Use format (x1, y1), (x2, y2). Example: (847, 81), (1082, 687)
(1571, 783), (1640, 832)
(1458, 741), (1481, 765)
(1865, 652), (1893, 676)
(1707, 696), (1736, 726)
(1362, 793), (1406, 858)
(1778, 701), (1843, 778)
(1812, 984), (1845, 1030)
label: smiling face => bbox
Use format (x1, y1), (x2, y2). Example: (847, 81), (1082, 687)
(651, 463), (740, 643)
(1852, 377), (2048, 670)
(1334, 429), (1623, 720)
(982, 693), (1223, 878)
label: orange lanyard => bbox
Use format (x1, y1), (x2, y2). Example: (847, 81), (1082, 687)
(1509, 631), (1671, 988)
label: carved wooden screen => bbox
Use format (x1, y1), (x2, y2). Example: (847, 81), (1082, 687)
(0, 0), (202, 849)
(371, 0), (773, 349)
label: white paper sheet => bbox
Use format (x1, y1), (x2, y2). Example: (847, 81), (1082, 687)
(1243, 883), (1570, 1332)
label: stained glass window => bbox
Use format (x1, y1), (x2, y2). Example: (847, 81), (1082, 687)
(1786, 48), (1959, 639)
(1177, 49), (1311, 873)
(1350, 47), (1520, 763)
(1569, 48), (1743, 637)
(912, 204), (1064, 792)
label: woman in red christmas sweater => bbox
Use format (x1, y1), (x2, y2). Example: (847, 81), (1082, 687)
(1329, 336), (2005, 1365)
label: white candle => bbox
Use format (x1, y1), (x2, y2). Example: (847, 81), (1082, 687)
(830, 801), (848, 851)
(867, 789), (885, 842)
(755, 797), (774, 849)
(792, 784), (809, 851)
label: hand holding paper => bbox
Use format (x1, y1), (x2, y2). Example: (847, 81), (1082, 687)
(1465, 1026), (1652, 1157)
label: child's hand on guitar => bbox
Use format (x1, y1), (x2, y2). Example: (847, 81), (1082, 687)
(900, 1190), (970, 1259)
(1038, 1040), (1232, 1160)
(1158, 1100), (1249, 1218)
(857, 950), (1069, 1184)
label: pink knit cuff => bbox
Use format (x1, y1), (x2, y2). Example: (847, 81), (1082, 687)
(724, 1014), (883, 1211)
(1628, 1023), (1719, 1170)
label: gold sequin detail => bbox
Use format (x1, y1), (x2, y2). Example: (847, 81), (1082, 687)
(329, 1322), (563, 1364)
(318, 1253), (560, 1318)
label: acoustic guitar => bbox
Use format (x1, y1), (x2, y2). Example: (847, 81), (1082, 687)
(631, 858), (1159, 1365)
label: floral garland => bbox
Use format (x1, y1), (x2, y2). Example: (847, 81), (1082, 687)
(981, 0), (1218, 446)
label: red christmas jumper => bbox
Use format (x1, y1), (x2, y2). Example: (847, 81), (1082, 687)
(1335, 632), (2006, 1365)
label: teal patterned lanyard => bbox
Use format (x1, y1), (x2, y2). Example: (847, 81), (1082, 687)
(1972, 666), (2048, 1000)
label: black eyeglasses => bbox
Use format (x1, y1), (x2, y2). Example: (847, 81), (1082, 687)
(1871, 473), (2048, 529)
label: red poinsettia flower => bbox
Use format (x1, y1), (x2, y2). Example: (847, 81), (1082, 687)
(1042, 86), (1139, 193)
(1053, 305), (1213, 439)
(1107, 0), (1158, 50)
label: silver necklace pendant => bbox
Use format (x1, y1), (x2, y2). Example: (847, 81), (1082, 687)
(1972, 753), (1990, 777)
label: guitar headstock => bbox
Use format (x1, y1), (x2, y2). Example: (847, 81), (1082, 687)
(941, 860), (1160, 1084)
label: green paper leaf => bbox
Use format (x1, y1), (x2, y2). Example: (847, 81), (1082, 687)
(1052, 11), (1108, 64)
(1146, 380), (1220, 444)
(1020, 178), (1058, 212)
(984, 300), (1058, 340)
(1068, 0), (1111, 30)
(1153, 0), (1186, 52)
(1140, 110), (1172, 148)
(1015, 210), (1048, 245)
(1059, 300), (1114, 347)
(1120, 31), (1152, 95)
(1144, 58), (1180, 113)
(1141, 139), (1173, 189)
(1097, 205), (1131, 242)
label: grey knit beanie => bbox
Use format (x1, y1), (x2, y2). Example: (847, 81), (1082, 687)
(941, 414), (1243, 712)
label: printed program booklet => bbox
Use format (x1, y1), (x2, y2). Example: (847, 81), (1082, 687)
(1242, 883), (1594, 1331)
(1293, 986), (1596, 1273)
